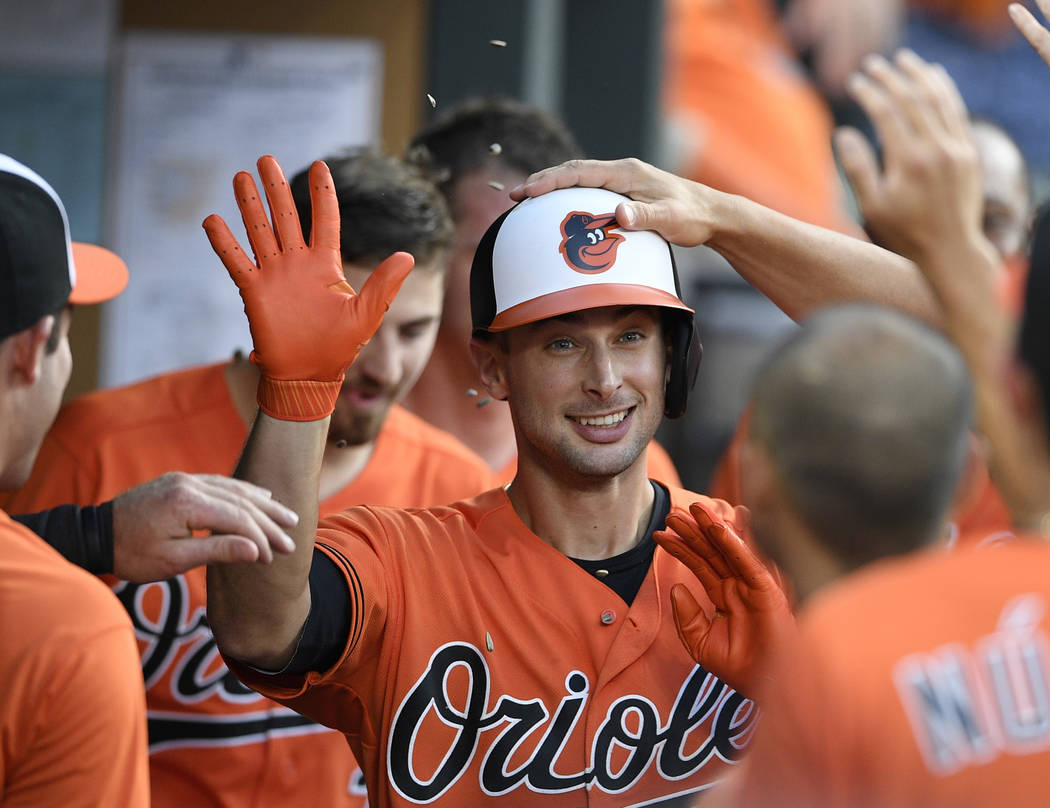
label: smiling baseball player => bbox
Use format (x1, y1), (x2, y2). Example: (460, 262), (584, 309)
(200, 153), (773, 807)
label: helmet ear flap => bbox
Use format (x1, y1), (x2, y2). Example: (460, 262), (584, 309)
(665, 313), (702, 419)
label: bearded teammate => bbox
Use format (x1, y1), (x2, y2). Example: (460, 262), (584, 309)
(3, 151), (495, 807)
(198, 147), (780, 807)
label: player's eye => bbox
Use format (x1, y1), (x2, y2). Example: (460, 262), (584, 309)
(400, 318), (435, 340)
(548, 337), (575, 351)
(619, 330), (644, 344)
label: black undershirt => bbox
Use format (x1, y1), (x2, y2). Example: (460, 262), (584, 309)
(13, 502), (115, 575)
(569, 481), (669, 605)
(283, 481), (672, 676)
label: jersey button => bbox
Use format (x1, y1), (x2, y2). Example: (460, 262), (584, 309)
(600, 609), (616, 625)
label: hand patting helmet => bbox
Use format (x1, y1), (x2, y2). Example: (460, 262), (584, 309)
(470, 187), (701, 418)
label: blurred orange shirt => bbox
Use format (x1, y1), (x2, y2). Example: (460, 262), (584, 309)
(663, 0), (857, 234)
(731, 538), (1050, 807)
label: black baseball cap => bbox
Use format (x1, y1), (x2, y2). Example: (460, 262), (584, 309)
(0, 154), (128, 341)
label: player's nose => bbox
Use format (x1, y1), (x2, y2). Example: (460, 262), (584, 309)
(353, 329), (400, 389)
(582, 345), (622, 400)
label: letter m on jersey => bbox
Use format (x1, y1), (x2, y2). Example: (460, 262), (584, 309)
(894, 645), (996, 775)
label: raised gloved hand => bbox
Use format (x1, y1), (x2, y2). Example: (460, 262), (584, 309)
(203, 155), (414, 421)
(654, 501), (796, 702)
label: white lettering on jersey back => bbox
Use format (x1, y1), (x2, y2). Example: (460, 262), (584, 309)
(894, 593), (1050, 775)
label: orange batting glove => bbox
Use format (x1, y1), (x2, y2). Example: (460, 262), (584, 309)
(654, 502), (796, 702)
(203, 155), (414, 421)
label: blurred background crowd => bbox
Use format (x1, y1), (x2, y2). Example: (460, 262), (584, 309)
(1, 0), (1044, 491)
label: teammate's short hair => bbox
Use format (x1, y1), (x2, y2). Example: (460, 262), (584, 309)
(406, 96), (582, 194)
(290, 148), (452, 269)
(749, 305), (974, 565)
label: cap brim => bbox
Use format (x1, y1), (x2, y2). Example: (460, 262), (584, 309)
(488, 283), (694, 331)
(69, 242), (129, 304)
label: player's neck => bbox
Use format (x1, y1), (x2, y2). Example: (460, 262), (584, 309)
(318, 439), (375, 501)
(403, 341), (517, 472)
(507, 456), (656, 560)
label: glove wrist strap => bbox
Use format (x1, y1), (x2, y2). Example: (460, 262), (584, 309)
(257, 376), (342, 422)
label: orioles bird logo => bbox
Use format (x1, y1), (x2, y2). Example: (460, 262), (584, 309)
(558, 211), (624, 273)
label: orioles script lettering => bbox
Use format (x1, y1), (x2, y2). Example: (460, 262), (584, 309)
(388, 642), (754, 803)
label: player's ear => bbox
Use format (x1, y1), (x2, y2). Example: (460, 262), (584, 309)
(470, 333), (509, 402)
(4, 315), (53, 385)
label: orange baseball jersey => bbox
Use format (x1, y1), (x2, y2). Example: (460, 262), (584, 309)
(3, 361), (497, 808)
(494, 439), (683, 487)
(227, 486), (756, 807)
(709, 408), (1014, 547)
(730, 538), (1050, 807)
(0, 509), (148, 807)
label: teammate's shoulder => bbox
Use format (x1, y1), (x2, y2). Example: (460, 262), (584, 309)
(802, 539), (1050, 637)
(377, 406), (495, 475)
(321, 487), (508, 536)
(49, 361), (229, 441)
(0, 515), (129, 632)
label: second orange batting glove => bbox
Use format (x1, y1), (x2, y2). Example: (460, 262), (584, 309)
(654, 502), (796, 702)
(203, 155), (414, 421)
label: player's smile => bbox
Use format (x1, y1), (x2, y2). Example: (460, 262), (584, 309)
(566, 406), (636, 443)
(477, 305), (668, 477)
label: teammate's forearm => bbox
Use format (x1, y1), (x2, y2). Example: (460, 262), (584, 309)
(917, 241), (1050, 529)
(704, 192), (943, 325)
(207, 411), (326, 669)
(12, 503), (114, 574)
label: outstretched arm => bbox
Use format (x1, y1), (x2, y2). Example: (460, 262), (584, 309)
(654, 502), (795, 701)
(14, 472), (297, 581)
(510, 158), (941, 324)
(203, 155), (412, 670)
(838, 47), (1050, 528)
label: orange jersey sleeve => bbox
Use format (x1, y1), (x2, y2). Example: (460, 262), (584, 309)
(0, 513), (148, 808)
(227, 487), (756, 807)
(663, 0), (857, 235)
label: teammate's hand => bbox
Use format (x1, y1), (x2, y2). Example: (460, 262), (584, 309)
(1011, 1), (1050, 69)
(654, 502), (795, 701)
(835, 50), (991, 266)
(203, 155), (414, 421)
(510, 157), (726, 248)
(111, 472), (299, 583)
